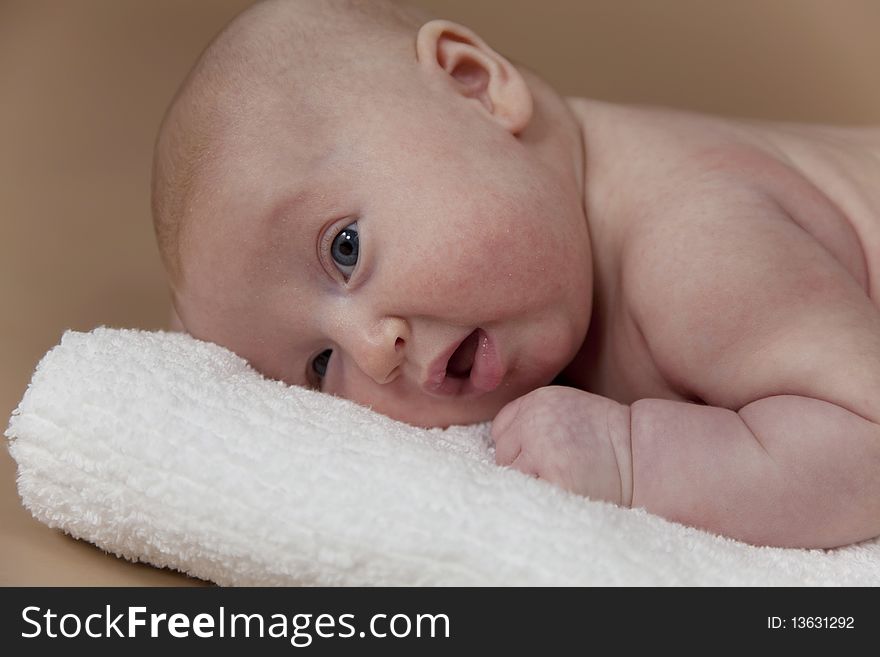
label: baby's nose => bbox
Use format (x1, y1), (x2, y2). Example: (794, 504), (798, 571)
(348, 317), (408, 385)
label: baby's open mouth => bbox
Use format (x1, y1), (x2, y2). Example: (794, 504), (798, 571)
(423, 328), (504, 397)
(445, 328), (479, 378)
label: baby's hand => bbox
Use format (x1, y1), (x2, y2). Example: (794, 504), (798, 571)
(490, 386), (632, 506)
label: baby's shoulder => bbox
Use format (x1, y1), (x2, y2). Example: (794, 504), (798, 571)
(612, 118), (874, 301)
(616, 164), (878, 411)
(569, 99), (879, 406)
(572, 99), (873, 291)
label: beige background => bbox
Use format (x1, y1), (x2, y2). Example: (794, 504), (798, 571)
(2, 0), (878, 586)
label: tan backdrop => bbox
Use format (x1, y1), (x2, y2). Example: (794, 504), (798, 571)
(2, 0), (878, 585)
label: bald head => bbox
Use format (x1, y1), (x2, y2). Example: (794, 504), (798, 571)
(151, 0), (434, 287)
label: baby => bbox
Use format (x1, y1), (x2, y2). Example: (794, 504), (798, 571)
(151, 0), (880, 550)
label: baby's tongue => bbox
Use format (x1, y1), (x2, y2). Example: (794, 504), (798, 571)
(447, 330), (479, 377)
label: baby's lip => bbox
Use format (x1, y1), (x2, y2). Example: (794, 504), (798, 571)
(422, 328), (504, 397)
(422, 330), (476, 395)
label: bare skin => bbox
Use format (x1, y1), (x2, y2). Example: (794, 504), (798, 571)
(160, 4), (880, 549)
(494, 99), (880, 548)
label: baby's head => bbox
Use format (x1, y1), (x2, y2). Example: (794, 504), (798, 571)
(151, 0), (593, 428)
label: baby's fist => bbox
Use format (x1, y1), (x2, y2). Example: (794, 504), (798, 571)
(490, 386), (633, 506)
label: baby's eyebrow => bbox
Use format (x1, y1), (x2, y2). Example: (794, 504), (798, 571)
(264, 190), (311, 233)
(252, 190), (319, 270)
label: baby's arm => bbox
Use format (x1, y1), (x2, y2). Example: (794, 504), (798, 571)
(622, 182), (880, 548)
(492, 385), (880, 548)
(627, 394), (880, 548)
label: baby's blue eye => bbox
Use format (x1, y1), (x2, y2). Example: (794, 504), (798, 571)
(311, 349), (332, 383)
(330, 221), (359, 278)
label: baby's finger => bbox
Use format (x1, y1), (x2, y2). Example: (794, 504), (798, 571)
(494, 440), (522, 467)
(508, 449), (539, 478)
(491, 399), (526, 465)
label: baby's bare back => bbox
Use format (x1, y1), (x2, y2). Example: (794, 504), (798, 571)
(753, 117), (880, 297)
(561, 98), (880, 405)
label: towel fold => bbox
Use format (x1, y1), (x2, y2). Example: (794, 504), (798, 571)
(6, 327), (879, 585)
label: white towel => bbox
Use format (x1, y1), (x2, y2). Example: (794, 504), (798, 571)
(5, 327), (880, 585)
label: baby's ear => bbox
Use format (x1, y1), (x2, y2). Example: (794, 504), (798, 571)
(415, 19), (532, 135)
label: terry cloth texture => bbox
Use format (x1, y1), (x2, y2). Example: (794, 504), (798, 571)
(6, 328), (880, 585)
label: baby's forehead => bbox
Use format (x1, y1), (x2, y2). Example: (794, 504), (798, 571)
(187, 125), (336, 247)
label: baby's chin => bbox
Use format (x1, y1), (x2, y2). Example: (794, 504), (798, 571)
(378, 374), (560, 429)
(370, 398), (502, 430)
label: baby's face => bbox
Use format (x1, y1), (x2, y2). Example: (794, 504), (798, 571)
(174, 88), (592, 428)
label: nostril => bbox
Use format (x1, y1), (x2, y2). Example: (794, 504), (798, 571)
(395, 337), (405, 352)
